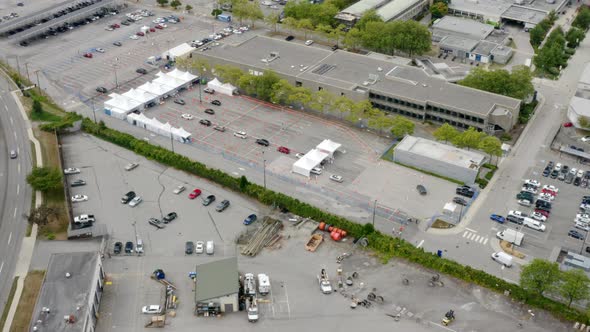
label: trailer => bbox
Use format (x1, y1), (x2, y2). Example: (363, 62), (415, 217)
(257, 273), (270, 296)
(305, 233), (323, 252)
(317, 268), (332, 294)
(244, 273), (256, 296)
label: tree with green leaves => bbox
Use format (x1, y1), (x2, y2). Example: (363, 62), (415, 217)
(212, 8), (222, 17)
(185, 4), (193, 12)
(265, 12), (281, 33)
(479, 135), (502, 163)
(281, 17), (299, 33)
(333, 96), (354, 119)
(32, 99), (43, 114)
(579, 116), (590, 129)
(453, 127), (485, 150)
(390, 116), (415, 139)
(170, 0), (182, 9)
(368, 112), (396, 133)
(355, 9), (382, 30)
(559, 269), (590, 308)
(573, 6), (590, 31)
(213, 64), (244, 86)
(433, 123), (458, 143)
(565, 27), (585, 48)
(343, 27), (363, 51)
(430, 2), (448, 19)
(308, 90), (335, 112)
(270, 79), (294, 104)
(157, 0), (169, 6)
(254, 71), (281, 101)
(520, 259), (560, 296)
(27, 167), (63, 192)
(297, 18), (314, 40)
(459, 66), (534, 101)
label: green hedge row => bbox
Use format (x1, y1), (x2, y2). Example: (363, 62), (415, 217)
(81, 118), (589, 324)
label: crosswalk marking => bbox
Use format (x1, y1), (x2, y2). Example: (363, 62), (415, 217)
(462, 231), (489, 245)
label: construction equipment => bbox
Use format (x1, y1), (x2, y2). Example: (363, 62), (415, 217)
(336, 252), (351, 264)
(442, 310), (455, 326)
(145, 315), (165, 328)
(317, 268), (333, 294)
(151, 269), (177, 290)
(241, 217), (283, 256)
(305, 233), (323, 252)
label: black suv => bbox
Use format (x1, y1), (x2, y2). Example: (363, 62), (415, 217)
(256, 138), (270, 146)
(456, 186), (474, 198)
(416, 185), (427, 195)
(125, 241), (134, 253)
(204, 108), (215, 115)
(199, 119), (211, 126)
(136, 68), (148, 74)
(121, 191), (136, 204)
(185, 241), (194, 254)
(285, 35), (294, 41)
(96, 86), (107, 93)
(211, 100), (221, 106)
(114, 242), (122, 254)
(163, 212), (177, 223)
(453, 197), (467, 206)
(507, 215), (524, 225)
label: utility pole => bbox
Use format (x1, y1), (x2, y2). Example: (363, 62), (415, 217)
(15, 56), (21, 76)
(35, 70), (41, 92)
(170, 134), (175, 153)
(263, 151), (266, 189)
(25, 63), (30, 82)
(372, 199), (377, 226)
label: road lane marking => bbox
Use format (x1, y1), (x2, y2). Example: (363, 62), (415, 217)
(13, 207), (17, 218)
(463, 231), (468, 238)
(13, 131), (16, 139)
(474, 235), (481, 242)
(0, 262), (3, 275)
(466, 228), (477, 233)
(16, 184), (19, 195)
(7, 232), (11, 245)
(483, 238), (488, 245)
(17, 163), (20, 174)
(417, 240), (424, 248)
(9, 117), (13, 125)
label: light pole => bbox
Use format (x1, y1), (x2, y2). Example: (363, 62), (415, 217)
(263, 151), (266, 189)
(580, 229), (589, 255)
(34, 70), (41, 92)
(372, 199), (377, 226)
(114, 64), (119, 89)
(170, 134), (175, 153)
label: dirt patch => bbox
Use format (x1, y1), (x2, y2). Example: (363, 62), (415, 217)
(10, 270), (45, 332)
(499, 240), (526, 259)
(431, 219), (455, 229)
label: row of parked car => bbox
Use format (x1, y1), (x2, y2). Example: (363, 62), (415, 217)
(543, 161), (590, 187)
(567, 196), (590, 243)
(189, 25), (250, 49)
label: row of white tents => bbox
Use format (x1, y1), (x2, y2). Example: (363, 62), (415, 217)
(292, 139), (342, 177)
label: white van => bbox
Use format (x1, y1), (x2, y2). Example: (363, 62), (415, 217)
(491, 252), (513, 267)
(206, 241), (214, 255)
(522, 217), (546, 232)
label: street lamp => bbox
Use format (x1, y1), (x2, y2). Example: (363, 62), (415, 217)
(262, 151), (266, 189)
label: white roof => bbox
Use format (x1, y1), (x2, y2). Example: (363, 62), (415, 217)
(376, 0), (425, 21)
(579, 64), (590, 88)
(396, 135), (485, 169)
(341, 0), (390, 16)
(122, 88), (158, 104)
(165, 68), (198, 83)
(137, 81), (175, 96)
(163, 42), (194, 58)
(104, 93), (143, 112)
(570, 96), (590, 118)
(316, 139), (341, 154)
(292, 149), (329, 175)
(152, 74), (185, 89)
(171, 126), (191, 139)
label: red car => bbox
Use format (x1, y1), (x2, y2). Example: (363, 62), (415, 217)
(541, 189), (556, 196)
(136, 31), (145, 36)
(83, 53), (93, 58)
(534, 209), (550, 218)
(277, 146), (290, 154)
(564, 122), (573, 127)
(113, 23), (120, 28)
(155, 24), (163, 29)
(149, 27), (156, 32)
(188, 189), (202, 199)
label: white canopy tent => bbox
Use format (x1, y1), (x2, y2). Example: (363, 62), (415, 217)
(170, 126), (192, 143)
(153, 74), (186, 91)
(127, 113), (192, 142)
(122, 88), (158, 108)
(104, 93), (143, 120)
(207, 78), (237, 96)
(162, 42), (194, 61)
(316, 139), (342, 159)
(137, 81), (175, 99)
(163, 68), (198, 85)
(292, 149), (329, 177)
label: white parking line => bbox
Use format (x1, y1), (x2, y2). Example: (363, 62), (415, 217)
(0, 262), (4, 275)
(17, 163), (20, 174)
(483, 238), (489, 245)
(7, 232), (11, 245)
(13, 131), (16, 139)
(417, 239), (424, 248)
(16, 184), (19, 195)
(474, 235), (481, 242)
(13, 207), (17, 218)
(9, 116), (13, 125)
(462, 231), (468, 238)
(466, 227), (477, 233)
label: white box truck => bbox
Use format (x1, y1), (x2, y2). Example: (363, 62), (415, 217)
(244, 273), (256, 296)
(257, 274), (270, 296)
(496, 229), (524, 246)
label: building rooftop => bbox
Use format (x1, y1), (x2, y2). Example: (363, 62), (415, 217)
(440, 35), (479, 52)
(579, 63), (590, 88)
(396, 136), (485, 169)
(501, 5), (548, 25)
(195, 257), (239, 302)
(31, 252), (99, 332)
(570, 96), (590, 117)
(449, 0), (567, 23)
(203, 36), (520, 116)
(375, 0), (425, 21)
(491, 44), (512, 56)
(473, 40), (498, 55)
(433, 16), (494, 41)
(340, 0), (391, 17)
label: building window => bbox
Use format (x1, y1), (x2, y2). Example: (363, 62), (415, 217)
(295, 81), (302, 87)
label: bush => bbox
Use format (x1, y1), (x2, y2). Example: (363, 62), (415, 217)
(81, 118), (590, 324)
(475, 178), (488, 188)
(565, 47), (576, 55)
(548, 67), (561, 76)
(500, 133), (512, 141)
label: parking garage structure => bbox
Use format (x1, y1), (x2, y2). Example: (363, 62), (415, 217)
(196, 35), (521, 133)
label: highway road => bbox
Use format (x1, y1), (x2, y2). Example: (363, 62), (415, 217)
(0, 74), (32, 317)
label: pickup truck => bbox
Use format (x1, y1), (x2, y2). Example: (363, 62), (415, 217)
(74, 214), (95, 224)
(317, 268), (332, 294)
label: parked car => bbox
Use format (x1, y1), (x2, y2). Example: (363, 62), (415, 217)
(142, 305), (162, 314)
(163, 212), (177, 223)
(83, 53), (93, 58)
(174, 99), (185, 105)
(125, 162), (139, 171)
(518, 199), (531, 207)
(114, 242), (122, 254)
(277, 146), (290, 154)
(204, 88), (215, 94)
(202, 194), (216, 206)
(148, 217), (165, 229)
(113, 41), (122, 46)
(524, 179), (540, 187)
(244, 214), (257, 225)
(173, 185), (186, 194)
(96, 86), (107, 93)
(530, 212), (547, 222)
(233, 131), (247, 139)
(64, 167), (81, 174)
(569, 229), (585, 240)
(136, 31), (145, 36)
(189, 189), (202, 199)
(199, 119), (211, 126)
(329, 174), (344, 183)
(129, 196), (143, 207)
(181, 113), (194, 120)
(305, 39), (314, 45)
(535, 209), (550, 218)
(456, 186), (474, 198)
(136, 68), (148, 74)
(195, 241), (204, 254)
(490, 214), (505, 223)
(506, 215), (523, 225)
(121, 191), (136, 204)
(71, 179), (86, 187)
(453, 197), (467, 206)
(285, 35), (294, 41)
(214, 125), (226, 132)
(71, 194), (88, 202)
(185, 241), (194, 254)
(256, 138), (270, 146)
(204, 108), (215, 115)
(96, 47), (105, 53)
(216, 199), (230, 212)
(211, 100), (221, 106)
(416, 185), (427, 195)
(125, 241), (134, 253)
(564, 122), (573, 127)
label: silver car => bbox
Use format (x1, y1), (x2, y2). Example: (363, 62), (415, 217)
(129, 196), (143, 207)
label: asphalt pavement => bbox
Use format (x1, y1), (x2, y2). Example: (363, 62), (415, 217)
(0, 73), (33, 317)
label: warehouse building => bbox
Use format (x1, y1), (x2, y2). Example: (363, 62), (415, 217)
(335, 0), (427, 26)
(198, 36), (521, 133)
(195, 257), (239, 316)
(433, 16), (513, 64)
(393, 135), (485, 184)
(31, 252), (105, 332)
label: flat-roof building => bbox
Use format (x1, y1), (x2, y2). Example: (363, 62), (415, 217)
(31, 252), (104, 332)
(568, 64), (590, 129)
(195, 257), (239, 315)
(393, 135), (485, 184)
(197, 36), (521, 133)
(335, 0), (427, 26)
